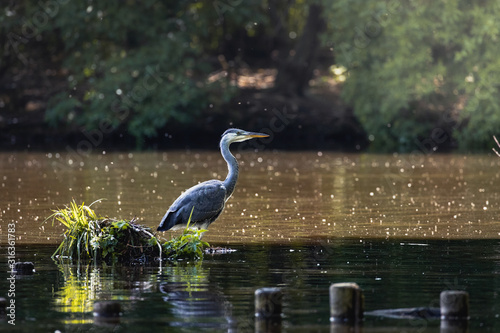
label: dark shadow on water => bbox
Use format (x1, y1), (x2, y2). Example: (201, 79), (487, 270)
(0, 239), (499, 332)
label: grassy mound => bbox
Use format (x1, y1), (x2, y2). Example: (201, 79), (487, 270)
(48, 200), (208, 263)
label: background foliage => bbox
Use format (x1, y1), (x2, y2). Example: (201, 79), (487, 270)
(2, 0), (500, 151)
(46, 1), (267, 144)
(325, 0), (500, 151)
(3, 1), (265, 146)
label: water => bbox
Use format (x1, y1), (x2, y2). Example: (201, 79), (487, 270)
(2, 240), (500, 332)
(1, 151), (500, 331)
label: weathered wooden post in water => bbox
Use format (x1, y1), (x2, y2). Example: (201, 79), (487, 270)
(440, 290), (469, 333)
(93, 301), (121, 324)
(14, 262), (35, 275)
(329, 282), (364, 323)
(255, 287), (282, 333)
(0, 297), (6, 314)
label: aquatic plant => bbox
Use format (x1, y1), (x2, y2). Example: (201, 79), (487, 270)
(493, 136), (500, 157)
(48, 200), (208, 263)
(162, 226), (209, 261)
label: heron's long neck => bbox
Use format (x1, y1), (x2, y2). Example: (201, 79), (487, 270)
(221, 139), (238, 199)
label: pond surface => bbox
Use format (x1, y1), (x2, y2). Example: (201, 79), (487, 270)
(1, 151), (500, 331)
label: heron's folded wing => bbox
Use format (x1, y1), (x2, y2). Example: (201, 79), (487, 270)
(170, 180), (227, 225)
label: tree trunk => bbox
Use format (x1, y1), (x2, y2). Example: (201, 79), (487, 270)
(274, 4), (325, 97)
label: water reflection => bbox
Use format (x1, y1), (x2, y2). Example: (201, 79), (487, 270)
(2, 239), (500, 332)
(158, 264), (235, 330)
(1, 152), (499, 244)
(53, 259), (156, 325)
(52, 258), (238, 330)
(54, 261), (101, 324)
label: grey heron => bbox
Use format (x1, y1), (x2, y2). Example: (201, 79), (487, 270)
(157, 128), (269, 232)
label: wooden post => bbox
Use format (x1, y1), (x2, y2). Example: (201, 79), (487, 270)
(255, 287), (282, 318)
(440, 291), (469, 320)
(93, 301), (121, 322)
(329, 282), (364, 323)
(14, 262), (34, 275)
(255, 288), (282, 333)
(440, 291), (469, 333)
(0, 297), (6, 314)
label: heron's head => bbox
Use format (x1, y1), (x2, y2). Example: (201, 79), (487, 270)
(221, 128), (269, 144)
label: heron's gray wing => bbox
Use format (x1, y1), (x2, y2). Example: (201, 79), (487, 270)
(158, 180), (226, 231)
(183, 180), (227, 223)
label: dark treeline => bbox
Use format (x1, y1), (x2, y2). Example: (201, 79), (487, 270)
(1, 1), (499, 152)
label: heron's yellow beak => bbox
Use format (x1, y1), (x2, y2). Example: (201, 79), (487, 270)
(246, 131), (269, 138)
